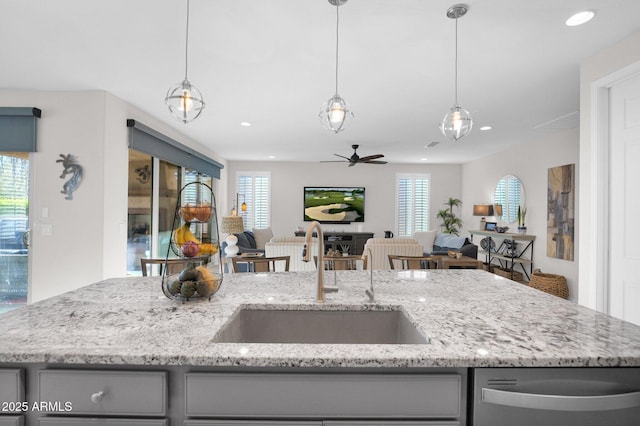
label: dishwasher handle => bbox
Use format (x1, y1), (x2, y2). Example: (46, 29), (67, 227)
(482, 388), (640, 412)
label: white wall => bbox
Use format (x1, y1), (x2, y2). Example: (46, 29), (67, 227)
(462, 128), (580, 300)
(1, 89), (226, 302)
(579, 30), (640, 309)
(225, 161), (462, 238)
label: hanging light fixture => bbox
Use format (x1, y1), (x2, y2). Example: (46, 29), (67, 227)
(165, 0), (205, 124)
(319, 0), (353, 134)
(440, 4), (472, 141)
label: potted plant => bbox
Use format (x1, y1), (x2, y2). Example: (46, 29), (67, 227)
(517, 205), (527, 234)
(437, 197), (463, 236)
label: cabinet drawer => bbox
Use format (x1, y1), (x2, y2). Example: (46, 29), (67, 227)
(38, 370), (167, 416)
(325, 422), (460, 425)
(0, 417), (23, 426)
(0, 369), (25, 411)
(185, 422), (320, 425)
(38, 419), (167, 426)
(185, 373), (461, 418)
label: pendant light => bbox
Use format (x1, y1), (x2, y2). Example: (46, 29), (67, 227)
(440, 4), (472, 141)
(319, 0), (353, 134)
(165, 0), (205, 124)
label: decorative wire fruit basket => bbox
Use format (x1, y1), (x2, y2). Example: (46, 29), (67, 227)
(161, 181), (223, 302)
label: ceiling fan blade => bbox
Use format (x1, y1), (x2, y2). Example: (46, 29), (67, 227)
(348, 161), (357, 167)
(334, 154), (351, 160)
(362, 160), (388, 165)
(358, 154), (384, 162)
(320, 160), (348, 163)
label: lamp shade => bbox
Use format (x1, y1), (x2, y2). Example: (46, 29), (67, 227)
(473, 204), (494, 216)
(494, 204), (503, 217)
(220, 216), (244, 234)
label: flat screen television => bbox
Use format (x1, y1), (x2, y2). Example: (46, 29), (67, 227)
(304, 186), (365, 224)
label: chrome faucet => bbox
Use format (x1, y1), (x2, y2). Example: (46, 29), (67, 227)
(364, 246), (376, 303)
(302, 221), (337, 302)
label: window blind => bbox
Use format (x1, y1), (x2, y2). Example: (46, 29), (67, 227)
(396, 173), (430, 237)
(237, 172), (271, 230)
(495, 176), (521, 223)
(127, 119), (223, 179)
(0, 108), (41, 152)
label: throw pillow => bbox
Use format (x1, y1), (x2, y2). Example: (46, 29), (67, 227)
(235, 232), (251, 249)
(252, 227), (274, 250)
(434, 233), (467, 249)
(413, 230), (438, 254)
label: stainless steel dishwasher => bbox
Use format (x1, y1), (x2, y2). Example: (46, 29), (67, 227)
(473, 367), (640, 425)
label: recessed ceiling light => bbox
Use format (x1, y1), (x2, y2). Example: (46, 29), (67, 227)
(240, 121), (252, 127)
(268, 155), (276, 159)
(420, 158), (428, 161)
(480, 126), (492, 131)
(565, 10), (596, 27)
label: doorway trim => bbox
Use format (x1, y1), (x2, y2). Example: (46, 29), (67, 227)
(589, 59), (640, 313)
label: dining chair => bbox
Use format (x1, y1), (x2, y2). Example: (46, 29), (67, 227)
(231, 256), (290, 273)
(140, 256), (209, 277)
(314, 255), (367, 271)
(388, 254), (439, 270)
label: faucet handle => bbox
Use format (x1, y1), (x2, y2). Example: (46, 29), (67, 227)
(301, 244), (307, 259)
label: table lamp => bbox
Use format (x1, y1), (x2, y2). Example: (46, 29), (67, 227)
(473, 204), (494, 230)
(220, 215), (244, 257)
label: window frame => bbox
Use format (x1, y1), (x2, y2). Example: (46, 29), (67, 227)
(395, 173), (431, 237)
(236, 171), (271, 230)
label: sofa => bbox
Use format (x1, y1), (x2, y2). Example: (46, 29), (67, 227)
(221, 228), (274, 255)
(361, 238), (424, 270)
(264, 236), (320, 272)
(413, 230), (478, 259)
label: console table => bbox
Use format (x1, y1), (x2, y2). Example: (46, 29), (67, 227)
(468, 230), (535, 281)
(294, 231), (374, 255)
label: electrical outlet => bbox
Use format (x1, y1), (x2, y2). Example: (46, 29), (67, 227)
(41, 224), (53, 236)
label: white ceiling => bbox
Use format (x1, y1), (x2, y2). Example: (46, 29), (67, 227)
(2, 0), (640, 164)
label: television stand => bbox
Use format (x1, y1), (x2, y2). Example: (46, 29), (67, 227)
(294, 230), (374, 255)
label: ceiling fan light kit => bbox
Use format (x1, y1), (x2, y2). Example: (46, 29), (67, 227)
(165, 0), (205, 124)
(440, 3), (473, 141)
(319, 0), (354, 134)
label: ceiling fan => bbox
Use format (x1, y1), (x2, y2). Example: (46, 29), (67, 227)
(322, 144), (388, 167)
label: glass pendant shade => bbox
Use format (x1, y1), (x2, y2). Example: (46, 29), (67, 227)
(165, 79), (205, 124)
(319, 94), (353, 133)
(440, 105), (472, 140)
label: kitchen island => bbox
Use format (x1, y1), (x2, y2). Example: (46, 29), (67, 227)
(1, 269), (640, 425)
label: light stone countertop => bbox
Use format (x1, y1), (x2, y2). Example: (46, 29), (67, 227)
(1, 269), (640, 368)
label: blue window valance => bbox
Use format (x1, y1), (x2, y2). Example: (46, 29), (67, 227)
(0, 107), (41, 152)
(127, 119), (223, 179)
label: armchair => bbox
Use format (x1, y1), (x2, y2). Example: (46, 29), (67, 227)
(264, 236), (320, 271)
(362, 238), (424, 270)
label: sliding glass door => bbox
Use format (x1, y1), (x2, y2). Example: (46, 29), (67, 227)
(127, 149), (213, 276)
(0, 152), (29, 313)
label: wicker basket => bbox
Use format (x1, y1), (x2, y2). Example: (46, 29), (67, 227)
(491, 266), (523, 282)
(529, 272), (569, 299)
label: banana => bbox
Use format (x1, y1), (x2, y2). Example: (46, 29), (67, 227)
(198, 243), (218, 255)
(196, 265), (221, 293)
(174, 223), (201, 246)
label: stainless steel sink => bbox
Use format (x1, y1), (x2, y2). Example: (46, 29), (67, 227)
(213, 307), (430, 344)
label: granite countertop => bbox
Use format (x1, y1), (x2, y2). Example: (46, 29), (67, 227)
(1, 269), (640, 368)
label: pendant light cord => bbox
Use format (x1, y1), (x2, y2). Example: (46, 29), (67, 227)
(184, 0), (191, 81)
(454, 17), (458, 106)
(335, 3), (340, 95)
